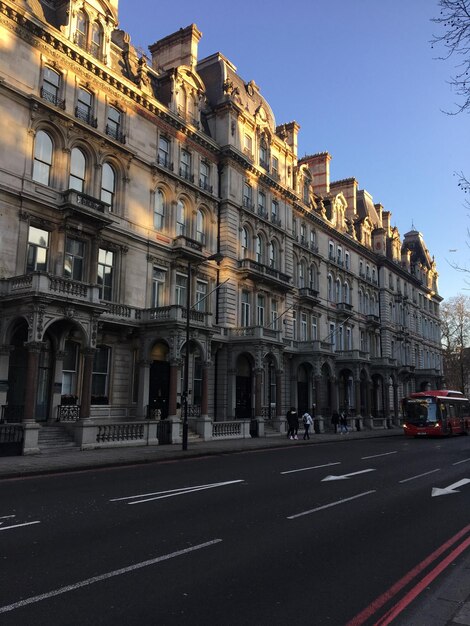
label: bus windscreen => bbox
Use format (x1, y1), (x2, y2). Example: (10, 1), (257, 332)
(403, 399), (438, 425)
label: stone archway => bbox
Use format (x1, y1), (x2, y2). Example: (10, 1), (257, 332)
(235, 354), (253, 419)
(148, 341), (170, 419)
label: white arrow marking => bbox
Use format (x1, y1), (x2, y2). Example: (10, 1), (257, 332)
(431, 478), (470, 497)
(110, 480), (244, 505)
(322, 468), (376, 482)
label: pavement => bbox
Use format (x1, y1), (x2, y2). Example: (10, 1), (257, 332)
(0, 426), (469, 625)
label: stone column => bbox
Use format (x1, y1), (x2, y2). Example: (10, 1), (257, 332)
(254, 369), (263, 418)
(355, 379), (361, 416)
(0, 346), (12, 417)
(168, 361), (178, 419)
(136, 359), (151, 419)
(79, 348), (95, 420)
(201, 362), (209, 419)
(23, 342), (42, 422)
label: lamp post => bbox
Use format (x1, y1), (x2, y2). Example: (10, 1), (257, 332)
(182, 252), (223, 451)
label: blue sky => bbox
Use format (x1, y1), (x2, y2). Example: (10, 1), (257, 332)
(119, 0), (469, 301)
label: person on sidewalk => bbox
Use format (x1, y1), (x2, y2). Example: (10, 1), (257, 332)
(331, 410), (340, 434)
(302, 412), (313, 440)
(286, 407), (299, 440)
(340, 410), (349, 434)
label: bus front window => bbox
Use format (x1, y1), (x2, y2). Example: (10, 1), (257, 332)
(404, 399), (435, 425)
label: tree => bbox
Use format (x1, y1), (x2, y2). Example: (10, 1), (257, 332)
(440, 294), (470, 392)
(432, 1), (470, 278)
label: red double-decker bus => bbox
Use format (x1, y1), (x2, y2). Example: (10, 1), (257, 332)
(402, 390), (470, 437)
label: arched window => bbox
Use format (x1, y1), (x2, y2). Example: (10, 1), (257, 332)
(309, 264), (316, 290)
(76, 10), (88, 49)
(154, 190), (165, 230)
(241, 227), (249, 258)
(32, 130), (53, 185)
(269, 240), (278, 269)
(335, 278), (341, 303)
(364, 293), (370, 315)
(196, 209), (205, 244)
(101, 162), (115, 210)
(176, 199), (185, 236)
(327, 274), (333, 301)
(69, 147), (86, 192)
(359, 290), (364, 313)
(344, 282), (350, 304)
(298, 260), (306, 288)
(90, 22), (103, 59)
(256, 235), (264, 264)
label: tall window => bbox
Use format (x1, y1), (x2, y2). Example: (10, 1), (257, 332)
(300, 313), (307, 341)
(97, 248), (114, 301)
(27, 226), (49, 272)
(272, 156), (279, 178)
(106, 106), (122, 141)
(330, 323), (336, 351)
(258, 191), (266, 216)
(327, 274), (333, 301)
(195, 281), (208, 312)
(152, 267), (166, 307)
(41, 67), (61, 106)
(90, 22), (103, 59)
(269, 241), (277, 269)
(69, 147), (86, 192)
(271, 199), (279, 223)
(76, 10), (88, 49)
(175, 274), (187, 307)
(271, 299), (278, 330)
(300, 223), (306, 243)
(154, 190), (165, 230)
(311, 316), (318, 340)
(180, 149), (191, 180)
(62, 340), (78, 396)
(176, 200), (185, 236)
(64, 238), (84, 281)
(259, 138), (268, 168)
(244, 134), (253, 156)
(199, 161), (209, 190)
(257, 294), (265, 326)
(158, 137), (170, 167)
(241, 291), (250, 327)
(32, 130), (53, 185)
(91, 346), (109, 403)
(292, 310), (297, 340)
(101, 162), (115, 210)
(76, 88), (94, 125)
(196, 210), (205, 244)
(243, 182), (253, 208)
(241, 227), (249, 258)
(256, 235), (263, 264)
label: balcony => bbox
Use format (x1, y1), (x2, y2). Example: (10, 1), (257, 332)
(237, 259), (292, 291)
(141, 305), (214, 330)
(366, 314), (381, 328)
(172, 235), (205, 261)
(105, 125), (126, 144)
(336, 349), (370, 363)
(298, 287), (320, 304)
(293, 340), (332, 354)
(75, 106), (97, 128)
(0, 272), (102, 307)
(40, 88), (65, 109)
(228, 326), (282, 343)
(60, 190), (114, 229)
(336, 302), (353, 316)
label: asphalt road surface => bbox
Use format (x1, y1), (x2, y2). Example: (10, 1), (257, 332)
(0, 435), (469, 625)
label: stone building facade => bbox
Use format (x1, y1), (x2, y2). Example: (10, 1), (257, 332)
(0, 0), (443, 448)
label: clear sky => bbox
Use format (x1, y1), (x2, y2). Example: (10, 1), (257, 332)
(118, 0), (469, 302)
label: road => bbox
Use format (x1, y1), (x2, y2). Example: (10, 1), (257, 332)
(0, 435), (469, 625)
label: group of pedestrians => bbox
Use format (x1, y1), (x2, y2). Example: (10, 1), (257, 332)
(286, 407), (351, 439)
(286, 407), (314, 440)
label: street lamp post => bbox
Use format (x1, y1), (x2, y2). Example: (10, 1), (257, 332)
(182, 252), (223, 451)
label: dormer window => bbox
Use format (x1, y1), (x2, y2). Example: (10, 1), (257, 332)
(76, 10), (88, 49)
(75, 11), (104, 61)
(90, 22), (103, 60)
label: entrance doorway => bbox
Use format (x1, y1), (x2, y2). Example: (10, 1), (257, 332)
(148, 342), (170, 419)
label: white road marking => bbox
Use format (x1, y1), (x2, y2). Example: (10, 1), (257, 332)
(0, 539), (222, 614)
(399, 468), (441, 483)
(281, 462), (341, 475)
(0, 515), (15, 520)
(0, 521), (40, 532)
(110, 480), (244, 505)
(287, 490), (376, 519)
(322, 468), (376, 482)
(453, 458), (470, 466)
(361, 451), (398, 460)
(432, 478), (470, 497)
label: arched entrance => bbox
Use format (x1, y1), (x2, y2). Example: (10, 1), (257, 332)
(235, 354), (252, 419)
(5, 323), (28, 421)
(148, 342), (170, 419)
(297, 364), (309, 416)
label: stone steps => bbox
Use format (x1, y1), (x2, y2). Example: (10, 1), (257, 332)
(38, 425), (78, 451)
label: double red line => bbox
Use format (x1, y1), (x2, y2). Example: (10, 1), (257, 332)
(347, 522), (470, 625)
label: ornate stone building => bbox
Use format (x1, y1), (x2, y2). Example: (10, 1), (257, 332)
(0, 0), (443, 450)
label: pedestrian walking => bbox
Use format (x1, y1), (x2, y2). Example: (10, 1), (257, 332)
(302, 412), (313, 439)
(286, 407), (299, 440)
(331, 410), (340, 434)
(340, 410), (349, 434)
